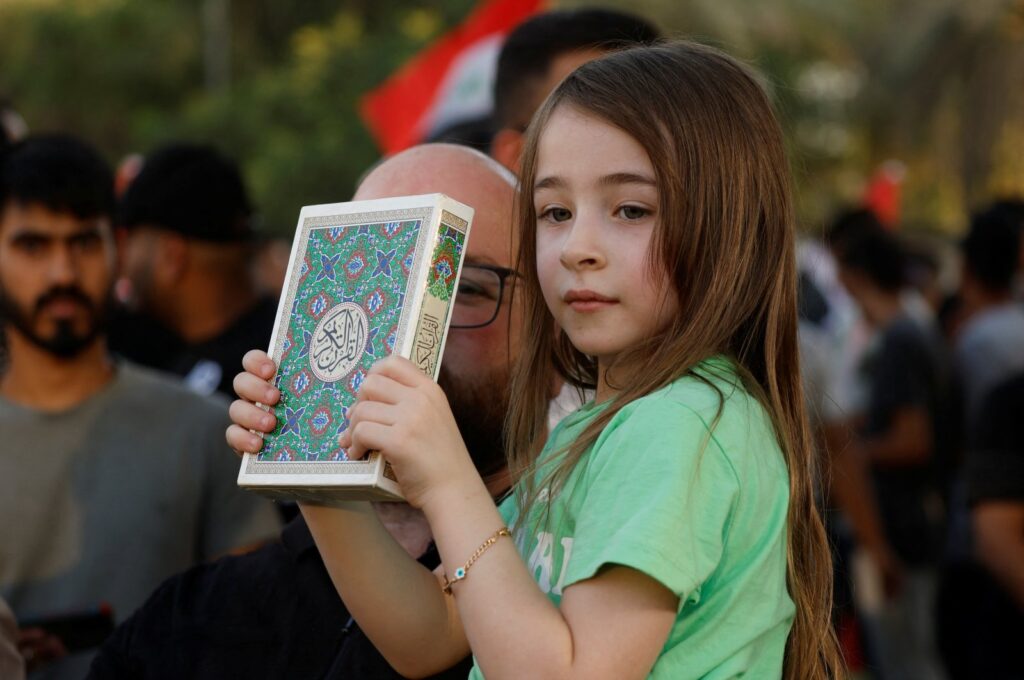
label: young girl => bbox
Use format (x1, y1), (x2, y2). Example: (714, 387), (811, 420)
(230, 41), (841, 679)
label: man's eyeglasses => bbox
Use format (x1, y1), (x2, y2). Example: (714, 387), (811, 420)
(450, 264), (520, 329)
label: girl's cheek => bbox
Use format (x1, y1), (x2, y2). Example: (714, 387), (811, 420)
(535, 235), (560, 280)
(535, 252), (563, 314)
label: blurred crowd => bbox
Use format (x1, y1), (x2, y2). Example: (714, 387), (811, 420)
(0, 5), (1022, 680)
(801, 203), (1024, 679)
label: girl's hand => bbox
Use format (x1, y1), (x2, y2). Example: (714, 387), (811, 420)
(339, 355), (478, 511)
(225, 349), (281, 456)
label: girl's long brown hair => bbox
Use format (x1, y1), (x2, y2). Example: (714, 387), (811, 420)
(505, 41), (843, 678)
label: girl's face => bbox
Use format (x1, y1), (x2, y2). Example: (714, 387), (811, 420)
(533, 105), (678, 369)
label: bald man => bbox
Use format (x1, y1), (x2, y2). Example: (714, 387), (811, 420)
(87, 144), (520, 680)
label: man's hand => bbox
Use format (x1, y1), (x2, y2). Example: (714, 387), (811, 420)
(867, 545), (906, 600)
(17, 627), (67, 674)
(225, 349), (281, 456)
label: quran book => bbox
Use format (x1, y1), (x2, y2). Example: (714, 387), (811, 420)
(238, 194), (472, 502)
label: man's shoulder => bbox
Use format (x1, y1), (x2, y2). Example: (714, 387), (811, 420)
(959, 303), (1024, 350)
(116, 361), (230, 413)
(884, 314), (933, 344)
(111, 362), (231, 444)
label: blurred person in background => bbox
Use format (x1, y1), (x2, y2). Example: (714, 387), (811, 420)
(934, 370), (1024, 680)
(938, 200), (1024, 680)
(489, 7), (660, 171)
(1, 597), (25, 680)
(111, 143), (278, 398)
(250, 235), (292, 300)
(952, 200), (1024, 430)
(0, 135), (280, 679)
(0, 98), (28, 150)
(808, 209), (906, 673)
(833, 227), (949, 680)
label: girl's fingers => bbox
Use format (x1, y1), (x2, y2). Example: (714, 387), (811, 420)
(344, 420), (392, 461)
(241, 349), (277, 380)
(355, 372), (412, 406)
(233, 371), (280, 405)
(226, 423), (265, 456)
(339, 400), (398, 450)
(348, 400), (399, 428)
(368, 355), (430, 388)
(229, 398), (277, 433)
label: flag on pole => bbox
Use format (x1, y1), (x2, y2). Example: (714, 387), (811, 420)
(360, 0), (545, 155)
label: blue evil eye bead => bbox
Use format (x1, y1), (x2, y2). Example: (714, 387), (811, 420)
(454, 568), (466, 579)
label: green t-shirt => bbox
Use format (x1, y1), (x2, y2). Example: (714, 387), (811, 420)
(469, 358), (794, 679)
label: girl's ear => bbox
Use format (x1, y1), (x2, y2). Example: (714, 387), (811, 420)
(491, 128), (525, 174)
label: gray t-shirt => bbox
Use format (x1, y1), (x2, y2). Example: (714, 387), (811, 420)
(0, 362), (281, 679)
(955, 302), (1024, 435)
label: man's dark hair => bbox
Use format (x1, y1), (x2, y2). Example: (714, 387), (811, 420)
(426, 116), (494, 153)
(837, 227), (907, 293)
(825, 207), (886, 255)
(493, 8), (660, 131)
(0, 134), (114, 220)
(961, 199), (1024, 292)
(119, 143), (252, 242)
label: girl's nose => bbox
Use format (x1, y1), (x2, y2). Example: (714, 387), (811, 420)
(558, 214), (605, 271)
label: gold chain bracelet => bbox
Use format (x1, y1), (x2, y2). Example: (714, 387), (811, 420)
(442, 527), (511, 595)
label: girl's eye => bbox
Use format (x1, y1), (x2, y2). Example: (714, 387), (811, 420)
(617, 205), (651, 221)
(538, 206), (572, 223)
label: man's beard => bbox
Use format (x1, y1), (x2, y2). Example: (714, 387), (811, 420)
(437, 364), (509, 481)
(0, 284), (110, 359)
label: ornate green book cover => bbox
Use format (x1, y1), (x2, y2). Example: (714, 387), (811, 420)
(238, 194), (471, 500)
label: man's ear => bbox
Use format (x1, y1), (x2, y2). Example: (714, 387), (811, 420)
(113, 227), (129, 276)
(490, 128), (525, 174)
(155, 232), (189, 283)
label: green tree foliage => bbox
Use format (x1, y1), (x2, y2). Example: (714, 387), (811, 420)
(0, 0), (473, 234)
(2, 0), (1022, 235)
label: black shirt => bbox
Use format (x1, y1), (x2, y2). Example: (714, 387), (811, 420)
(86, 517), (474, 680)
(108, 296), (279, 399)
(859, 315), (948, 565)
(967, 372), (1024, 505)
(171, 296), (279, 398)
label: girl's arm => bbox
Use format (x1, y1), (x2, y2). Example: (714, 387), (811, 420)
(226, 351), (470, 677)
(423, 487), (679, 680)
(342, 357), (679, 680)
(299, 502), (472, 676)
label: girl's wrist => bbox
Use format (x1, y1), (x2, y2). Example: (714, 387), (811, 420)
(419, 465), (495, 528)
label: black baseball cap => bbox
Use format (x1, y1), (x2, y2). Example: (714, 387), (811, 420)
(118, 143), (253, 242)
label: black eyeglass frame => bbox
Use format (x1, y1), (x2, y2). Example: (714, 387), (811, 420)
(449, 263), (521, 329)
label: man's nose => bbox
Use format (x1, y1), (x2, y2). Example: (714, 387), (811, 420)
(47, 244), (79, 285)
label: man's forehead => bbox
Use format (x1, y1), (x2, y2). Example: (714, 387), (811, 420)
(0, 201), (110, 236)
(464, 211), (515, 268)
(356, 150), (516, 267)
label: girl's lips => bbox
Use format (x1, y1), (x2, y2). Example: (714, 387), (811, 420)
(568, 299), (616, 312)
(563, 289), (617, 312)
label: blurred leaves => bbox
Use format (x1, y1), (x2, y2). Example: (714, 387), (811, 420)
(575, 0), (1024, 232)
(1, 0), (1023, 235)
(0, 0), (472, 234)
